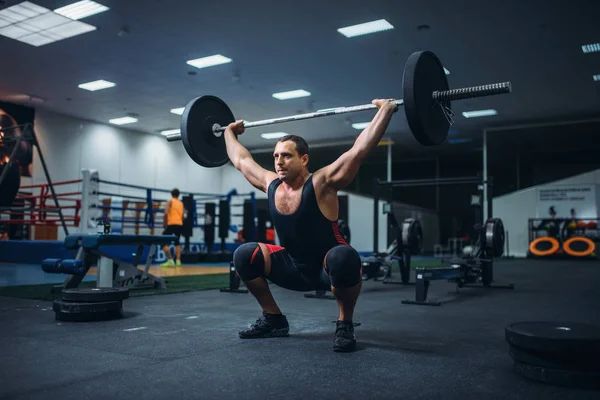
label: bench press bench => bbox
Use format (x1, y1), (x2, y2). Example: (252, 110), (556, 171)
(42, 234), (176, 291)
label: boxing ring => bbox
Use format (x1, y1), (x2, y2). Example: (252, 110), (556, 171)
(1, 168), (257, 264)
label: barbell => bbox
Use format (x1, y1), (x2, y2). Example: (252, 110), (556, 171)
(167, 50), (512, 168)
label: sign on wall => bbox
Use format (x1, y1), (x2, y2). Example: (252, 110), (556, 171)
(536, 185), (597, 218)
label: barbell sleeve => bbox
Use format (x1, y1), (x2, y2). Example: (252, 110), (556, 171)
(432, 82), (512, 102)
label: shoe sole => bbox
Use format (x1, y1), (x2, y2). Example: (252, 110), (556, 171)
(333, 342), (357, 352)
(239, 328), (290, 339)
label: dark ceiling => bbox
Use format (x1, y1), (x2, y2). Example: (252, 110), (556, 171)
(1, 0), (599, 161)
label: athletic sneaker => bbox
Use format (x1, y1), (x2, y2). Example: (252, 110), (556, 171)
(333, 320), (357, 352)
(175, 260), (182, 266)
(160, 259), (175, 268)
(239, 313), (290, 339)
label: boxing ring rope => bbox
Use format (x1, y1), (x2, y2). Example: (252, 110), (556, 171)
(79, 169), (257, 247)
(1, 165), (256, 245)
(0, 178), (83, 239)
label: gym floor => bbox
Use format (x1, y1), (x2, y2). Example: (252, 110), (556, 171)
(1, 258), (599, 399)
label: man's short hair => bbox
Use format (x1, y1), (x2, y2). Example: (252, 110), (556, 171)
(277, 135), (308, 156)
(171, 188), (180, 198)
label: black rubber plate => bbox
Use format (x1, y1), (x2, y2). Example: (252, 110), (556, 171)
(506, 321), (600, 355)
(62, 287), (129, 303)
(180, 95), (235, 167)
(513, 360), (600, 390)
(401, 218), (423, 254)
(53, 299), (123, 322)
(509, 345), (599, 371)
(402, 51), (450, 146)
(485, 218), (505, 257)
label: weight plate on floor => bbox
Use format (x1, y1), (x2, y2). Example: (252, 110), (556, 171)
(505, 321), (600, 356)
(180, 95), (235, 168)
(53, 299), (123, 322)
(513, 360), (600, 390)
(402, 51), (450, 146)
(509, 345), (599, 371)
(62, 287), (129, 303)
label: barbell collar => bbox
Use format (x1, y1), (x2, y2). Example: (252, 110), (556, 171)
(166, 133), (182, 142)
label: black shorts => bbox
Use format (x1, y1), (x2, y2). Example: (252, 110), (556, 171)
(264, 244), (332, 292)
(162, 225), (183, 244)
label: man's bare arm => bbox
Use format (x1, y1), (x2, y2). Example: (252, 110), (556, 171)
(320, 100), (397, 190)
(224, 120), (276, 193)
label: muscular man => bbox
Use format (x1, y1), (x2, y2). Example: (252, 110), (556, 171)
(160, 188), (184, 267)
(226, 99), (398, 352)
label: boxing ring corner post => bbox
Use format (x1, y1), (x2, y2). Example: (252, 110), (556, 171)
(80, 168), (100, 235)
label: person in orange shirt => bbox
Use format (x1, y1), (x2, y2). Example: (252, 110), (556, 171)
(160, 188), (184, 267)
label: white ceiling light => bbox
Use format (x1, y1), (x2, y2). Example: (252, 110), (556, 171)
(186, 54), (232, 69)
(593, 74), (600, 82)
(582, 43), (600, 53)
(0, 1), (97, 47)
(272, 90), (311, 100)
(337, 19), (394, 38)
(462, 109), (498, 118)
(170, 107), (185, 115)
(109, 116), (137, 125)
(54, 1), (109, 20)
(0, 2), (47, 25)
(78, 79), (115, 91)
(261, 132), (288, 139)
(352, 122), (370, 130)
(161, 129), (180, 135)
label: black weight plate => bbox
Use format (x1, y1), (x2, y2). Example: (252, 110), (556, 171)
(62, 287), (129, 303)
(402, 51), (450, 146)
(180, 95), (235, 168)
(53, 299), (123, 322)
(506, 321), (600, 356)
(401, 218), (423, 254)
(513, 360), (600, 390)
(0, 163), (21, 207)
(509, 346), (600, 371)
(485, 218), (505, 257)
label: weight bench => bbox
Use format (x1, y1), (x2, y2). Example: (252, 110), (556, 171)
(401, 257), (514, 306)
(41, 234), (176, 291)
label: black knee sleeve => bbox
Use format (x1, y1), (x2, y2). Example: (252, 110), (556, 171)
(233, 242), (265, 281)
(324, 245), (362, 288)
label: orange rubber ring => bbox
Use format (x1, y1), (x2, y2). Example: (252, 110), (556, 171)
(529, 237), (560, 256)
(563, 236), (596, 257)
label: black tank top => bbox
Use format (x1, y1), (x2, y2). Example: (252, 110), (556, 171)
(268, 175), (348, 270)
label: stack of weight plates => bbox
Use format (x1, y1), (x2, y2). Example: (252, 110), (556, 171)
(505, 321), (600, 389)
(52, 288), (129, 322)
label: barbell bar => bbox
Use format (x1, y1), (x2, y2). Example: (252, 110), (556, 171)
(167, 51), (512, 168)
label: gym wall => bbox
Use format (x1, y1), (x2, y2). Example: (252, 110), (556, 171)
(493, 169), (600, 257)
